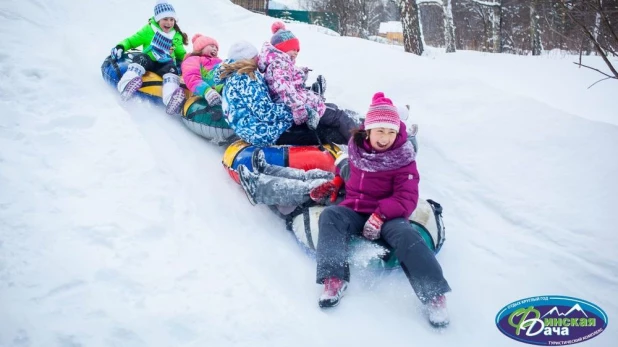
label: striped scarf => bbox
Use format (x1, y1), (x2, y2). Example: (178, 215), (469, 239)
(147, 24), (175, 62)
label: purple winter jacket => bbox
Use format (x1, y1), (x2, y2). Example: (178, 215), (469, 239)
(339, 122), (420, 220)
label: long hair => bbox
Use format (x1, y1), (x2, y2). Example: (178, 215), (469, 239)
(219, 59), (258, 81)
(174, 22), (188, 45)
(351, 129), (369, 148)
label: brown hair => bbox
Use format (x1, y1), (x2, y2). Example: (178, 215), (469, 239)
(174, 23), (188, 45)
(351, 129), (369, 148)
(219, 59), (259, 80)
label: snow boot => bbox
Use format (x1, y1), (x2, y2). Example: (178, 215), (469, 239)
(425, 294), (449, 327)
(318, 277), (347, 308)
(162, 73), (185, 115)
(117, 63), (146, 101)
(251, 148), (268, 173)
(238, 164), (258, 206)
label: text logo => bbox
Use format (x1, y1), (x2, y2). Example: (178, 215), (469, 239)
(495, 295), (608, 345)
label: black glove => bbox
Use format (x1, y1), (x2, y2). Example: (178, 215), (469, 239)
(311, 75), (326, 96)
(110, 45), (124, 60)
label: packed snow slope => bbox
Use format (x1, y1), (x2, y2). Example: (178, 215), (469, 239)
(1, 0), (616, 346)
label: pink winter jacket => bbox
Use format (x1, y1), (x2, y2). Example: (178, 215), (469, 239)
(257, 42), (325, 125)
(181, 55), (223, 96)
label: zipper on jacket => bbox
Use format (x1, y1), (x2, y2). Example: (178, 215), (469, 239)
(355, 172), (365, 211)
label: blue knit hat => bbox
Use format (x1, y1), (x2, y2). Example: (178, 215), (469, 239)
(154, 0), (177, 22)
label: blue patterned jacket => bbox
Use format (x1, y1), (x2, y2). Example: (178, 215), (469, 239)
(214, 59), (294, 146)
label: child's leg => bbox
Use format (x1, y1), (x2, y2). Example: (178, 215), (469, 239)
(316, 206), (366, 283)
(380, 218), (451, 303)
(238, 165), (327, 206)
(253, 148), (334, 181)
(117, 53), (153, 94)
(156, 62), (184, 114)
(263, 165), (334, 181)
(318, 104), (359, 143)
(255, 174), (326, 206)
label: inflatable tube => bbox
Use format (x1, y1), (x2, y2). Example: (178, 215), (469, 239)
(181, 96), (235, 145)
(101, 53), (189, 106)
(222, 140), (446, 270)
(222, 140), (341, 184)
(101, 52), (236, 144)
(287, 199), (446, 269)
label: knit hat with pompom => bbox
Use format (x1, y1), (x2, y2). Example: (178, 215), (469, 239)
(270, 21), (300, 53)
(154, 0), (177, 22)
(364, 92), (401, 132)
(191, 34), (218, 52)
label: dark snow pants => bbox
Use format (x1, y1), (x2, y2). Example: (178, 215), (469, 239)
(132, 53), (180, 76)
(316, 205), (451, 304)
(276, 104), (359, 146)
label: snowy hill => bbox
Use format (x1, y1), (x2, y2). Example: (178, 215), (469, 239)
(1, 0), (617, 346)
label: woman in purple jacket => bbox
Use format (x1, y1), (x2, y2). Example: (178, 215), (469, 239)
(316, 92), (451, 327)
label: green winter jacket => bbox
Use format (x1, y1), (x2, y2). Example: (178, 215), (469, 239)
(118, 17), (187, 62)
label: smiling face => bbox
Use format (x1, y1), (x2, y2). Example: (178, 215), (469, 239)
(368, 127), (398, 152)
(158, 17), (175, 33)
(202, 44), (218, 58)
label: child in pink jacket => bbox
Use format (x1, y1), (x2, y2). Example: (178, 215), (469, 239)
(181, 34), (223, 105)
(258, 22), (358, 145)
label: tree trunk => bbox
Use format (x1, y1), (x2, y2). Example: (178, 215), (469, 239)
(591, 0), (602, 54)
(490, 1), (501, 53)
(443, 0), (456, 53)
(399, 0), (424, 55)
(531, 0), (542, 55)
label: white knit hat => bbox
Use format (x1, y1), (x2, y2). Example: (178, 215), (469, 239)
(397, 104), (410, 121)
(154, 0), (177, 22)
(228, 41), (258, 61)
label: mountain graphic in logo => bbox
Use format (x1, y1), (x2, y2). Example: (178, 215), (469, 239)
(541, 304), (589, 318)
(495, 296), (608, 346)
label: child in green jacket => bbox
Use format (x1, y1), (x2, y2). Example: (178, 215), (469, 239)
(111, 1), (188, 115)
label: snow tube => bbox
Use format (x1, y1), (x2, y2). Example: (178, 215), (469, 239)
(287, 199), (446, 269)
(101, 53), (190, 107)
(181, 96), (236, 145)
(101, 52), (236, 144)
(222, 140), (340, 184)
(222, 140), (446, 269)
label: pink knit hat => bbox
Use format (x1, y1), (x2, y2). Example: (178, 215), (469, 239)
(364, 92), (401, 132)
(192, 34), (219, 52)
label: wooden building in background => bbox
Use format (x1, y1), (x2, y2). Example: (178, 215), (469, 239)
(230, 0), (269, 14)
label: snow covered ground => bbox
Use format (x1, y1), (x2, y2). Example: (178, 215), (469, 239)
(1, 0), (617, 346)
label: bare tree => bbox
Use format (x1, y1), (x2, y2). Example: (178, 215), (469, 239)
(530, 0), (543, 55)
(471, 0), (503, 52)
(443, 0), (457, 52)
(558, 0), (618, 83)
(398, 0), (424, 54)
(418, 0), (457, 52)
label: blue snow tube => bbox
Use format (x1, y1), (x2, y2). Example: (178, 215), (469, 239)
(101, 52), (169, 106)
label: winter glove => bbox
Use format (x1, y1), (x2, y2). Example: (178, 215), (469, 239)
(310, 175), (344, 203)
(311, 75), (326, 96)
(306, 107), (320, 130)
(205, 88), (222, 106)
(363, 213), (385, 240)
(110, 46), (124, 60)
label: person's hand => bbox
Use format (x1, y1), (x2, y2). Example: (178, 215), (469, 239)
(362, 213), (384, 240)
(306, 107), (319, 130)
(205, 89), (222, 105)
(110, 46), (123, 60)
(310, 176), (344, 203)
